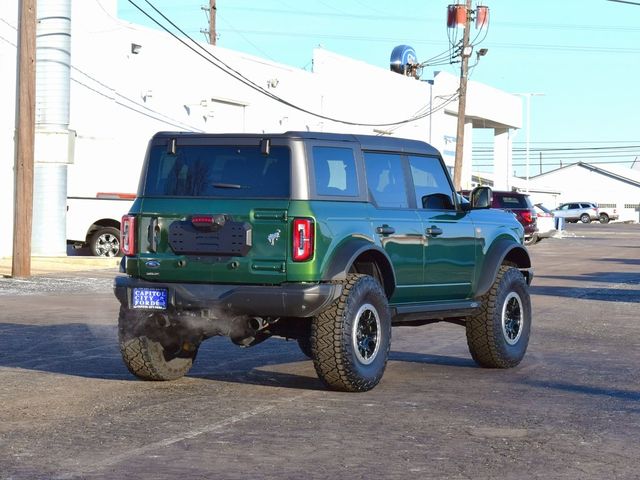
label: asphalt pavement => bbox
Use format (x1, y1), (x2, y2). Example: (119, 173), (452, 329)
(1, 223), (639, 479)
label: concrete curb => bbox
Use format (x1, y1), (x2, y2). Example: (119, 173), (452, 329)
(0, 256), (120, 277)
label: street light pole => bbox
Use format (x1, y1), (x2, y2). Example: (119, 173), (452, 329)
(514, 92), (544, 191)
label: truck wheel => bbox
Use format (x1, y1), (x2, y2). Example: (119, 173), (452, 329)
(599, 213), (610, 224)
(90, 227), (121, 257)
(580, 213), (591, 224)
(311, 274), (391, 392)
(466, 265), (531, 368)
(118, 308), (199, 381)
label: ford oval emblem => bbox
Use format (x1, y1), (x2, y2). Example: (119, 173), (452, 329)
(145, 260), (161, 269)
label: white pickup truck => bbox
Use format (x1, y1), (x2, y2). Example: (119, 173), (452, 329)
(66, 193), (134, 257)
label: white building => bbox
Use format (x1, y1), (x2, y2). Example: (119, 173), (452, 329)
(527, 162), (640, 221)
(0, 0), (522, 257)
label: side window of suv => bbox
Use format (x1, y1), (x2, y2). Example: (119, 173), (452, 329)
(312, 146), (359, 197)
(363, 152), (409, 208)
(408, 155), (454, 210)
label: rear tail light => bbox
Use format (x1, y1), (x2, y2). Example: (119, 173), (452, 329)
(292, 218), (314, 262)
(121, 215), (136, 256)
(521, 211), (534, 224)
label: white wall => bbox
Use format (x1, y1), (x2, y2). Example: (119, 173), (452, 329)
(0, 2), (18, 258)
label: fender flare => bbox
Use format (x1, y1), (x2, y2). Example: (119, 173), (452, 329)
(321, 239), (396, 298)
(476, 238), (532, 298)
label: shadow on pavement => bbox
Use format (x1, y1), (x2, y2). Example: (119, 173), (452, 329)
(522, 379), (640, 402)
(530, 284), (640, 302)
(0, 322), (480, 389)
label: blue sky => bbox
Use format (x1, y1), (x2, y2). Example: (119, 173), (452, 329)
(119, 0), (640, 175)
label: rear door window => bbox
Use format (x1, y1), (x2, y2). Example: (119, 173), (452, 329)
(364, 152), (409, 208)
(312, 146), (359, 197)
(143, 145), (290, 198)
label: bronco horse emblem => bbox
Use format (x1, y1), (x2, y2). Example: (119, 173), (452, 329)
(267, 229), (281, 246)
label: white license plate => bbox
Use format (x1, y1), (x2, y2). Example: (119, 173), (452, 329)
(131, 288), (168, 310)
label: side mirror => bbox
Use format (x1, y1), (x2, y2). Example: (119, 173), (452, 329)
(469, 186), (493, 209)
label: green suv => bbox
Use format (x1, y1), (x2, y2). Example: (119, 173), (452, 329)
(114, 131), (533, 392)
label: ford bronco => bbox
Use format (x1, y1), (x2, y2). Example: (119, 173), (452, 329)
(114, 131), (533, 392)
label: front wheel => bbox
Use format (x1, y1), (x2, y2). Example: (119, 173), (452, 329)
(118, 308), (199, 381)
(466, 265), (531, 368)
(311, 274), (391, 392)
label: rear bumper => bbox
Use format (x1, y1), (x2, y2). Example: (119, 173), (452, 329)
(113, 276), (343, 318)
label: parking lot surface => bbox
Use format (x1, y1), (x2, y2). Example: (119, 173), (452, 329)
(1, 223), (639, 479)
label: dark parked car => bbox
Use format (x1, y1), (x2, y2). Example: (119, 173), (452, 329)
(462, 190), (537, 245)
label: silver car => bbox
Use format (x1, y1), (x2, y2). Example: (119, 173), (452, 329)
(552, 202), (600, 224)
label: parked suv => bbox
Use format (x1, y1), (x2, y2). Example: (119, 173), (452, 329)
(461, 190), (537, 245)
(114, 132), (533, 392)
(552, 202), (599, 223)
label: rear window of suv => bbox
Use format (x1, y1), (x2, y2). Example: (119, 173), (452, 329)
(494, 194), (532, 209)
(143, 145), (290, 198)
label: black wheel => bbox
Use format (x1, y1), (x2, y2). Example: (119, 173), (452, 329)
(90, 227), (121, 257)
(524, 234), (537, 246)
(580, 213), (591, 224)
(118, 308), (199, 381)
(466, 265), (531, 368)
(311, 274), (391, 392)
(599, 213), (610, 224)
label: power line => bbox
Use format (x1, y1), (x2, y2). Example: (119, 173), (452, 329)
(473, 159), (638, 167)
(474, 145), (640, 153)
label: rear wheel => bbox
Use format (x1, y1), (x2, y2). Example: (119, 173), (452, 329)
(466, 265), (531, 368)
(118, 308), (199, 381)
(90, 227), (121, 257)
(311, 274), (391, 392)
(599, 213), (610, 224)
(580, 213), (591, 224)
(524, 234), (537, 246)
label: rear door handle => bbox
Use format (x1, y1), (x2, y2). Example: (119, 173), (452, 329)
(376, 225), (395, 235)
(425, 226), (443, 237)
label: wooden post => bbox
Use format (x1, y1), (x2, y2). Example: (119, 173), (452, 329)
(12, 0), (37, 278)
(209, 0), (217, 45)
(453, 0), (472, 191)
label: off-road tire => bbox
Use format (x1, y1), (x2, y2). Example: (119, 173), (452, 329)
(311, 274), (391, 392)
(118, 308), (198, 381)
(466, 265), (531, 368)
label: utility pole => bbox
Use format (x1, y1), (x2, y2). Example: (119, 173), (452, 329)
(209, 0), (217, 45)
(12, 0), (37, 278)
(452, 0), (472, 191)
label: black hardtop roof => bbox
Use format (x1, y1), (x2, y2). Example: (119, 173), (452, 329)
(152, 131), (440, 156)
